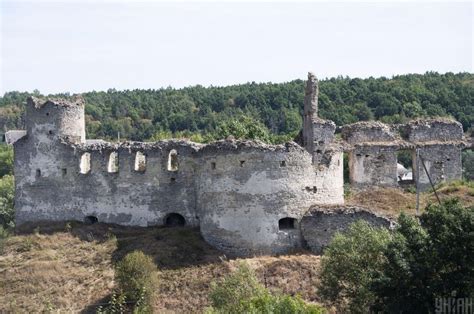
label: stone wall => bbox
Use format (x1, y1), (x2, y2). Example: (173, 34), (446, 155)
(301, 205), (393, 254)
(343, 119), (467, 190)
(196, 141), (343, 256)
(9, 75), (470, 257)
(12, 96), (345, 256)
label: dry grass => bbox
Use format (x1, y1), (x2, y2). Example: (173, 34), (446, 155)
(0, 230), (115, 312)
(0, 223), (321, 313)
(347, 181), (474, 217)
(1, 181), (472, 312)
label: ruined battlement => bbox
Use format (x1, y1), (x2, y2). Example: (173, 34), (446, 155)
(7, 73), (470, 256)
(341, 121), (397, 144)
(402, 118), (464, 142)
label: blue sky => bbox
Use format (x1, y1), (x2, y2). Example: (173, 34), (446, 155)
(0, 1), (472, 94)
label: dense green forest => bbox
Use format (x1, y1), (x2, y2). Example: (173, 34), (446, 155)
(1, 72), (473, 143)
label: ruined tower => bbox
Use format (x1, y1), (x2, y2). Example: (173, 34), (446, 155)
(25, 96), (86, 144)
(303, 72), (336, 164)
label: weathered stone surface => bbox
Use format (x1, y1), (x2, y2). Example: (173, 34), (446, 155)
(11, 94), (345, 257)
(4, 130), (27, 145)
(8, 75), (470, 257)
(341, 121), (397, 144)
(402, 118), (463, 142)
(301, 205), (392, 254)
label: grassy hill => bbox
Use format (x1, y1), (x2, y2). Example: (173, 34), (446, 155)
(1, 182), (473, 312)
(0, 224), (321, 312)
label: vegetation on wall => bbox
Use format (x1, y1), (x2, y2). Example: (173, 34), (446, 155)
(0, 72), (472, 143)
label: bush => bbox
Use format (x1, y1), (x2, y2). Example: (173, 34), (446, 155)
(0, 144), (13, 178)
(208, 263), (266, 312)
(318, 221), (391, 313)
(319, 200), (474, 313)
(462, 150), (474, 180)
(0, 175), (14, 228)
(372, 199), (474, 313)
(208, 263), (325, 314)
(115, 251), (158, 309)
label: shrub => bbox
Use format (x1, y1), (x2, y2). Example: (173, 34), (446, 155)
(319, 200), (474, 313)
(115, 251), (158, 309)
(208, 263), (266, 312)
(208, 263), (325, 314)
(462, 150), (474, 180)
(0, 144), (13, 178)
(372, 199), (474, 313)
(318, 220), (391, 313)
(0, 174), (14, 228)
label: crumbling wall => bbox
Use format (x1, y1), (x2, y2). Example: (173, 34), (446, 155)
(406, 119), (464, 189)
(415, 144), (463, 189)
(341, 121), (396, 144)
(196, 140), (343, 256)
(25, 97), (86, 144)
(342, 122), (401, 189)
(348, 144), (399, 188)
(302, 72), (338, 165)
(402, 118), (463, 142)
(301, 205), (392, 254)
(343, 119), (465, 190)
(15, 138), (201, 227)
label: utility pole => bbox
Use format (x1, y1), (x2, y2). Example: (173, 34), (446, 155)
(416, 148), (420, 216)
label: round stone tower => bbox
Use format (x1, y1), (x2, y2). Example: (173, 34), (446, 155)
(25, 96), (86, 144)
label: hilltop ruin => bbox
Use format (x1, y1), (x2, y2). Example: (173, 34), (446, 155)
(6, 73), (472, 256)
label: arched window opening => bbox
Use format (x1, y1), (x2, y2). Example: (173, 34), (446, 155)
(279, 217), (296, 230)
(397, 149), (415, 185)
(134, 151), (146, 172)
(84, 215), (98, 224)
(164, 213), (185, 227)
(108, 151), (119, 173)
(36, 169), (41, 178)
(80, 153), (91, 174)
(167, 149), (178, 172)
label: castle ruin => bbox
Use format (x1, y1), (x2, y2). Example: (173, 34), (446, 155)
(6, 73), (472, 256)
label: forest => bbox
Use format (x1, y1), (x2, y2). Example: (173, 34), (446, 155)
(0, 72), (473, 143)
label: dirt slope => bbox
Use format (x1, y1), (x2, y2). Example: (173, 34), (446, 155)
(0, 223), (321, 313)
(1, 181), (472, 313)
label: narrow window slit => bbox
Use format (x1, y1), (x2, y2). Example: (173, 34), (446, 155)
(80, 153), (91, 174)
(167, 149), (178, 171)
(134, 151), (146, 172)
(107, 152), (119, 173)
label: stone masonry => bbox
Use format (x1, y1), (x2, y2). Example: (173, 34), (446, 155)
(6, 73), (472, 256)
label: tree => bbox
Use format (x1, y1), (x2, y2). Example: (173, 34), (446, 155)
(462, 150), (474, 180)
(402, 101), (425, 118)
(373, 200), (474, 312)
(319, 200), (474, 313)
(0, 175), (14, 228)
(214, 115), (271, 142)
(318, 221), (391, 313)
(0, 145), (13, 178)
